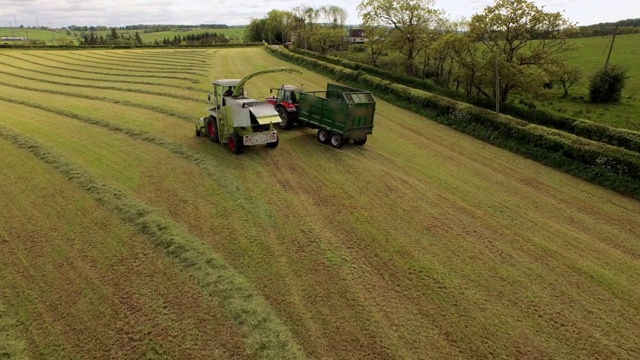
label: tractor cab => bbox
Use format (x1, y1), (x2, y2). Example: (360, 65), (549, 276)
(267, 85), (304, 130)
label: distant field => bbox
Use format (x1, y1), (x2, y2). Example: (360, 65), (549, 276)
(0, 47), (639, 359)
(538, 33), (640, 130)
(0, 27), (246, 45)
(0, 28), (74, 44)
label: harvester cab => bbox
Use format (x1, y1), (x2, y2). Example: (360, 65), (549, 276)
(195, 68), (303, 154)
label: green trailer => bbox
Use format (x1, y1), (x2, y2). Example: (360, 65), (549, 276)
(269, 83), (376, 148)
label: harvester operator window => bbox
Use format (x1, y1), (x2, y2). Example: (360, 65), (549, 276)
(224, 86), (233, 96)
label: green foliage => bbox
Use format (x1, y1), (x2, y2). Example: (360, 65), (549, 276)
(468, 0), (578, 101)
(357, 0), (444, 76)
(266, 45), (640, 197)
(589, 65), (629, 103)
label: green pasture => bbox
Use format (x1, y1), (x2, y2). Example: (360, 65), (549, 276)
(0, 47), (639, 359)
(539, 33), (640, 130)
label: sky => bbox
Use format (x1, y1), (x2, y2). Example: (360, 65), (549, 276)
(0, 0), (638, 28)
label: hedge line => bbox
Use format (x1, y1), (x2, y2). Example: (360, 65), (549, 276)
(289, 47), (640, 154)
(265, 45), (640, 198)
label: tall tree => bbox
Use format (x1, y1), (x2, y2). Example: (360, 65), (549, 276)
(468, 0), (578, 101)
(358, 0), (443, 76)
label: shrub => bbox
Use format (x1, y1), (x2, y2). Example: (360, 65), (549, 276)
(588, 65), (628, 103)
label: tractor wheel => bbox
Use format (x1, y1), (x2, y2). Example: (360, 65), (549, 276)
(330, 132), (344, 149)
(353, 137), (367, 146)
(317, 129), (330, 144)
(267, 135), (279, 148)
(228, 133), (244, 155)
(277, 108), (293, 130)
(207, 116), (220, 143)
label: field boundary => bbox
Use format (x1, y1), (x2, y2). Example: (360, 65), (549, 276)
(265, 45), (640, 199)
(0, 124), (307, 360)
(287, 47), (640, 153)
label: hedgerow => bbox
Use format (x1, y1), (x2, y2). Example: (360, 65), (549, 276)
(265, 45), (640, 198)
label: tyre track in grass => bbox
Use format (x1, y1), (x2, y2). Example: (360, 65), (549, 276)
(0, 124), (307, 360)
(0, 71), (201, 102)
(0, 53), (199, 82)
(29, 52), (205, 75)
(0, 82), (195, 122)
(0, 59), (204, 92)
(0, 301), (28, 360)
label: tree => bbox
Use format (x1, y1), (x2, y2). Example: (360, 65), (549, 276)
(318, 5), (347, 29)
(588, 65), (628, 103)
(290, 5), (320, 49)
(358, 0), (443, 76)
(362, 24), (392, 67)
(134, 32), (143, 46)
(468, 0), (578, 102)
(309, 27), (344, 54)
(109, 27), (119, 42)
(548, 62), (583, 97)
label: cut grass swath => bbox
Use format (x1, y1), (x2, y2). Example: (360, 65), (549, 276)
(0, 60), (203, 91)
(64, 51), (208, 67)
(0, 71), (201, 102)
(0, 53), (199, 82)
(0, 124), (307, 360)
(28, 53), (205, 75)
(44, 52), (207, 72)
(0, 83), (195, 122)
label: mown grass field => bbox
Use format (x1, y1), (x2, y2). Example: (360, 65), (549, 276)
(0, 47), (639, 359)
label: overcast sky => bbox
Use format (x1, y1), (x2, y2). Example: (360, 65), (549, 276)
(0, 0), (637, 28)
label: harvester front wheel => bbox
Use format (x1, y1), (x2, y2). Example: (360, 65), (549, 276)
(317, 129), (330, 144)
(207, 116), (220, 143)
(277, 108), (293, 130)
(330, 132), (344, 149)
(228, 133), (244, 155)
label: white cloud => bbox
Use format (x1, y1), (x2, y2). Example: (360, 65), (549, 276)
(0, 0), (636, 27)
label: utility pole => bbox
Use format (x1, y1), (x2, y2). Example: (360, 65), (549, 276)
(495, 52), (500, 114)
(9, 20), (15, 37)
(604, 23), (619, 70)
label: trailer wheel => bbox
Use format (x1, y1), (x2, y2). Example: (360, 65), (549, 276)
(207, 116), (220, 143)
(317, 129), (330, 144)
(353, 137), (367, 146)
(228, 133), (244, 155)
(277, 108), (293, 130)
(267, 135), (279, 148)
(330, 132), (344, 149)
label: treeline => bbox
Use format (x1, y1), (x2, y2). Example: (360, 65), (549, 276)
(157, 32), (229, 46)
(69, 24), (230, 32)
(576, 18), (640, 37)
(79, 28), (143, 46)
